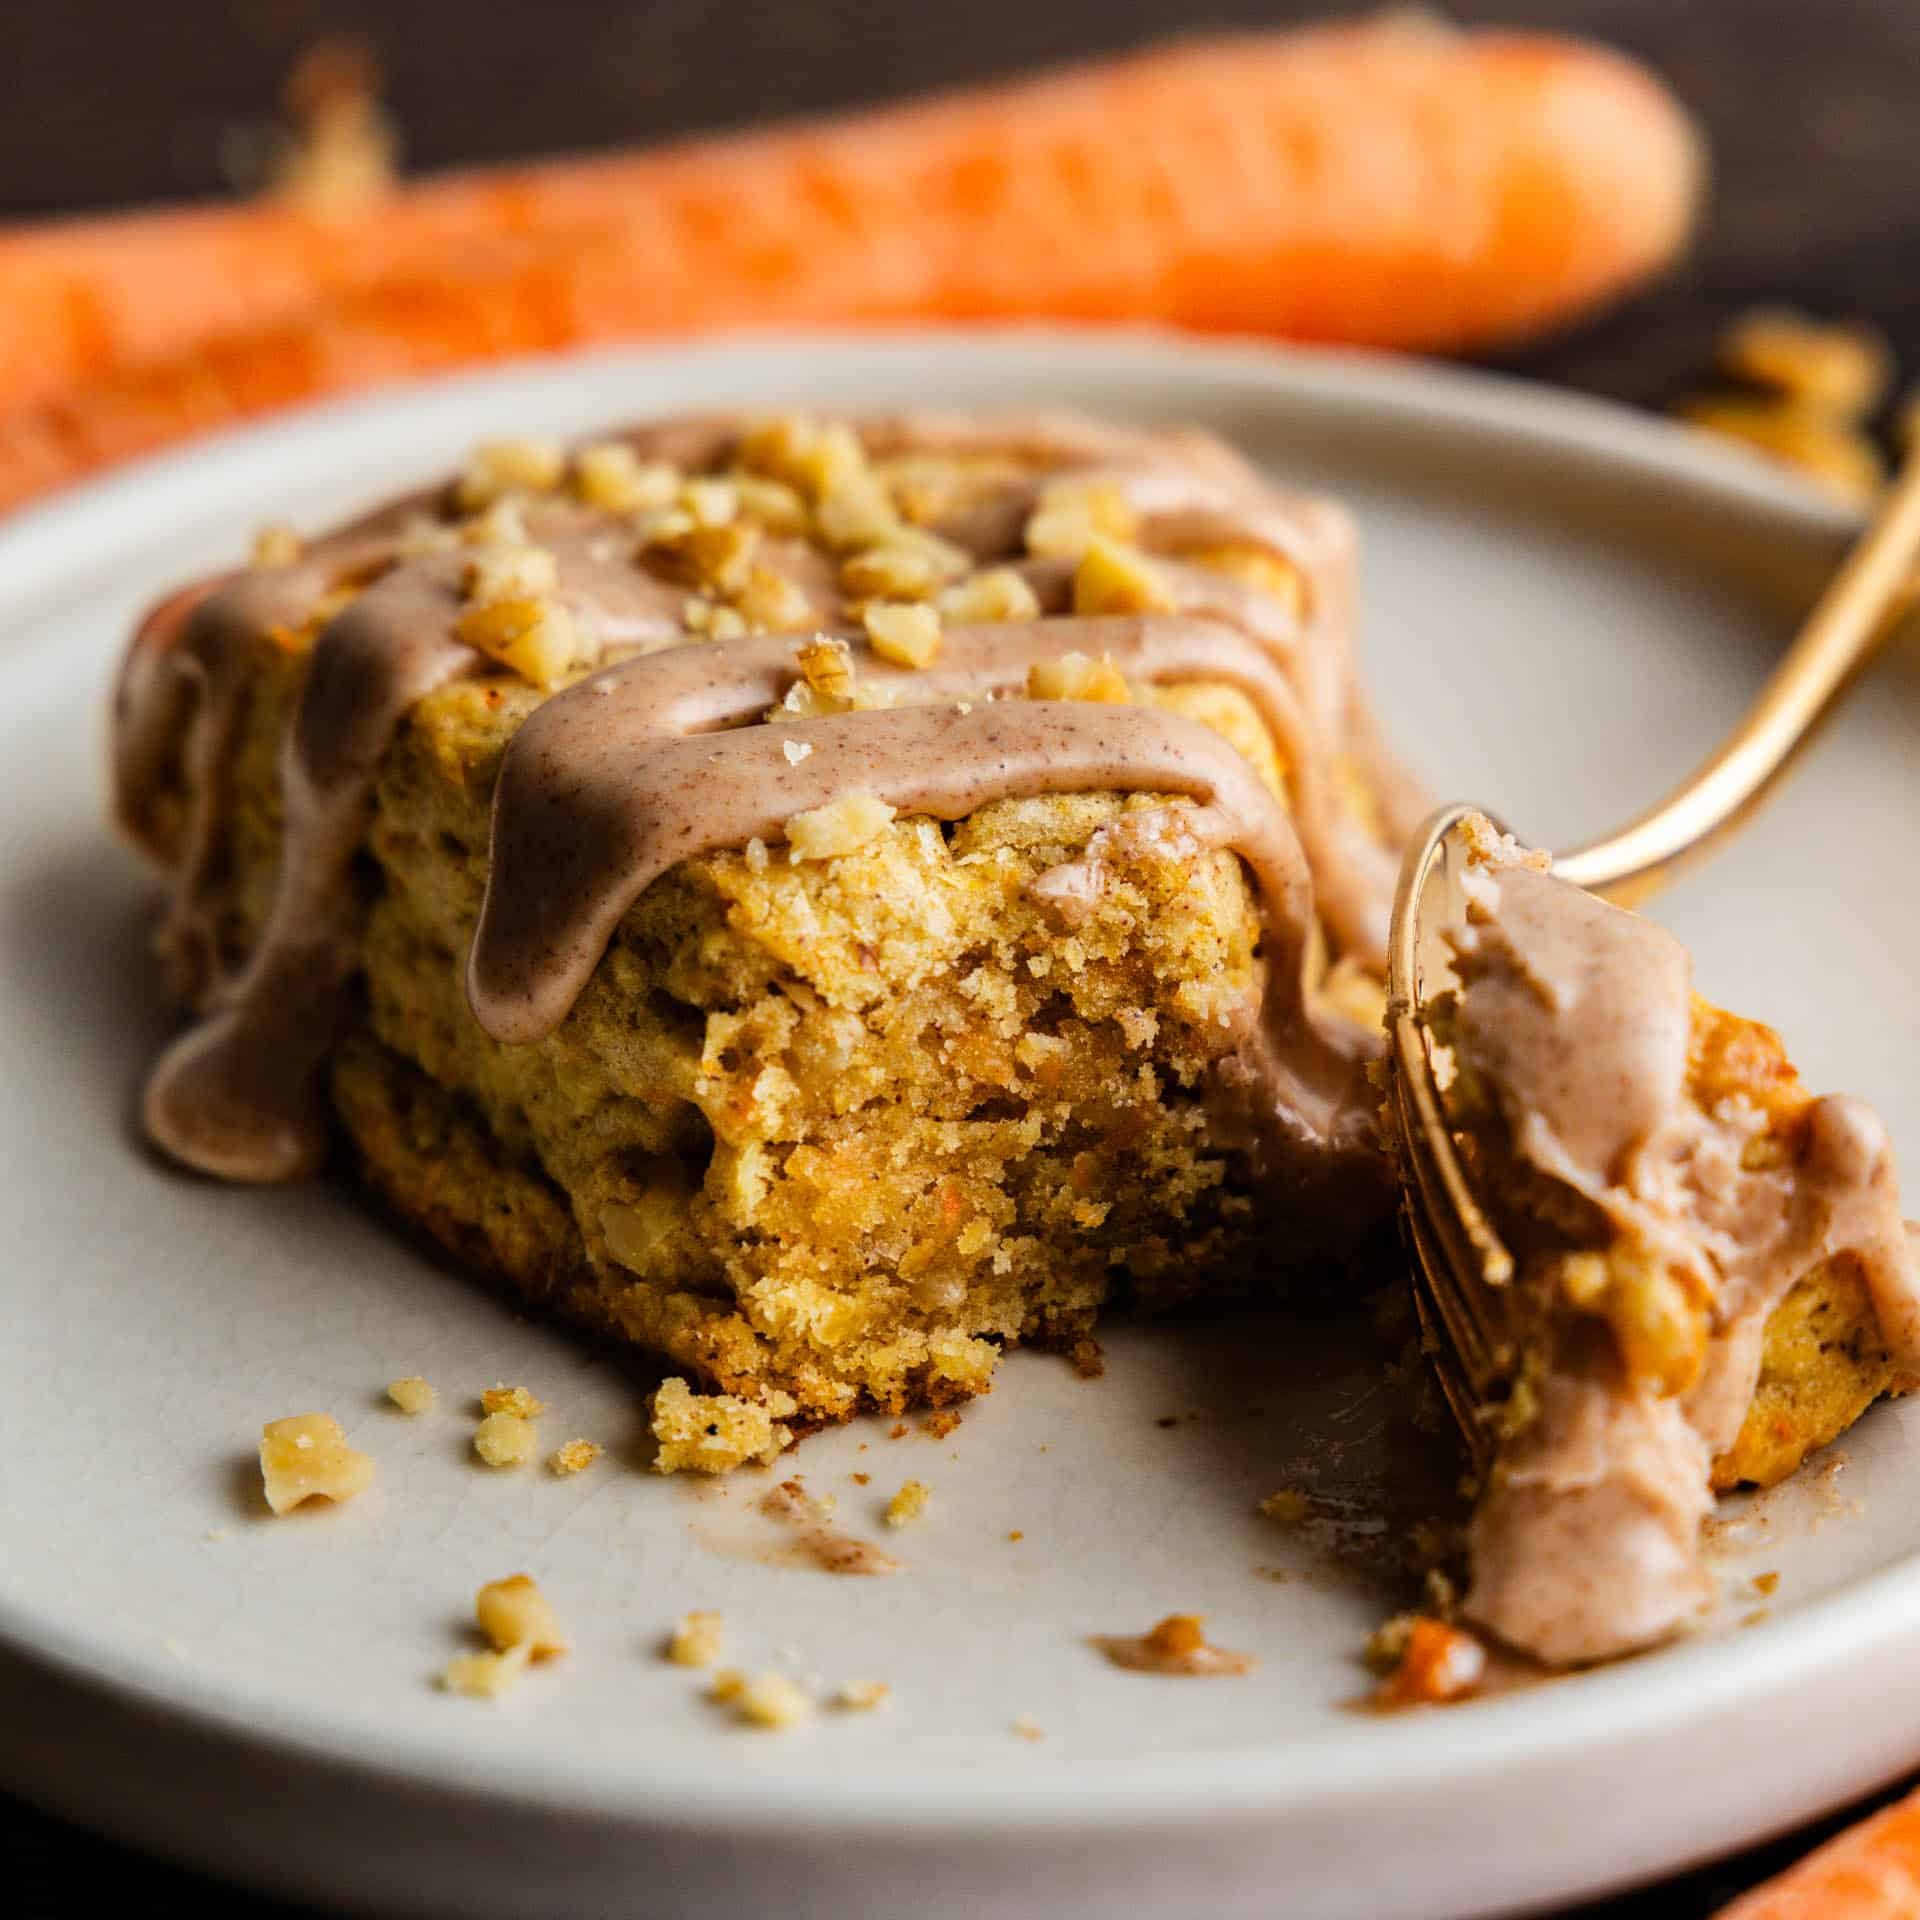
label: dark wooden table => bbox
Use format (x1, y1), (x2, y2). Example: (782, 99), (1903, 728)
(8, 1), (1920, 1913)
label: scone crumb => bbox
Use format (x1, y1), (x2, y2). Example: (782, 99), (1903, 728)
(862, 600), (942, 669)
(787, 791), (896, 861)
(885, 1479), (930, 1527)
(473, 1411), (537, 1468)
(709, 1667), (748, 1703)
(782, 738), (814, 766)
(1011, 1715), (1047, 1742)
(548, 1438), (602, 1477)
(650, 1377), (795, 1474)
(1027, 651), (1130, 704)
(481, 1384), (547, 1419)
(386, 1375), (436, 1415)
(258, 1413), (374, 1514)
(476, 1573), (569, 1659)
(923, 1410), (962, 1440)
(667, 1610), (725, 1668)
(1260, 1488), (1310, 1525)
(835, 1679), (890, 1712)
(1371, 1615), (1485, 1707)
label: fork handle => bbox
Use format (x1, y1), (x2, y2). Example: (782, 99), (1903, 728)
(1554, 451), (1920, 903)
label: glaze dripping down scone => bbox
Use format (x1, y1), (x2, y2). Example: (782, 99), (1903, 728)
(114, 411), (1422, 1438)
(1431, 821), (1920, 1666)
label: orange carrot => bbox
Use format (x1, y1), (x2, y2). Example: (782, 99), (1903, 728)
(1716, 1784), (1920, 1917)
(0, 19), (1702, 513)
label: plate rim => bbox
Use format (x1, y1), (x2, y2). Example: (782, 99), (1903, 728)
(0, 327), (1899, 1870)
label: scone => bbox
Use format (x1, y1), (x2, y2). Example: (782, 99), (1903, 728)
(113, 411), (1419, 1444)
(1424, 820), (1919, 1665)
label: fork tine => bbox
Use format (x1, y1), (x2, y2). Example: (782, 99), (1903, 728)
(1385, 804), (1521, 1457)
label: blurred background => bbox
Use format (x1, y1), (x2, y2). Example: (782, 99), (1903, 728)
(9, 2), (1920, 1914)
(7, 0), (1919, 410)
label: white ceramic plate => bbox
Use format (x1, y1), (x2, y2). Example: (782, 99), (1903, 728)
(4, 333), (1919, 1920)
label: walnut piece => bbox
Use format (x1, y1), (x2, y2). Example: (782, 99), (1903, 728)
(786, 792), (897, 861)
(259, 1413), (374, 1515)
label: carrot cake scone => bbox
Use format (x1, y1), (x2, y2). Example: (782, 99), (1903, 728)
(113, 413), (1918, 1664)
(113, 411), (1419, 1437)
(1425, 824), (1920, 1664)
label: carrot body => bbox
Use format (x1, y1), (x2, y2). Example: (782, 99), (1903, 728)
(1716, 1785), (1920, 1918)
(0, 19), (1703, 513)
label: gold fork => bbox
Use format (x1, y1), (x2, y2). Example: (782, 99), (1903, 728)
(1385, 451), (1920, 1461)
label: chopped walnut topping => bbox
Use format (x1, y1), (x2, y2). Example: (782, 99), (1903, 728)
(1027, 651), (1130, 704)
(473, 1410), (537, 1468)
(733, 564), (814, 635)
(454, 438), (566, 509)
(796, 635), (856, 700)
(386, 1376), (436, 1415)
(455, 597), (580, 688)
(259, 1413), (374, 1514)
(835, 1679), (890, 1712)
(481, 1384), (547, 1419)
(739, 415), (865, 501)
(572, 442), (680, 513)
(250, 524), (304, 569)
(787, 791), (896, 861)
(863, 601), (942, 669)
(463, 544), (558, 605)
(1074, 535), (1175, 616)
(667, 1610), (725, 1668)
(1183, 543), (1306, 619)
(460, 496), (530, 548)
(548, 1439), (602, 1477)
(682, 477), (740, 529)
(643, 517), (761, 594)
(815, 472), (900, 550)
(937, 567), (1041, 625)
(650, 1377), (795, 1474)
(885, 1479), (930, 1527)
(842, 529), (969, 600)
(1025, 479), (1138, 559)
(683, 597), (749, 640)
(728, 472), (810, 534)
